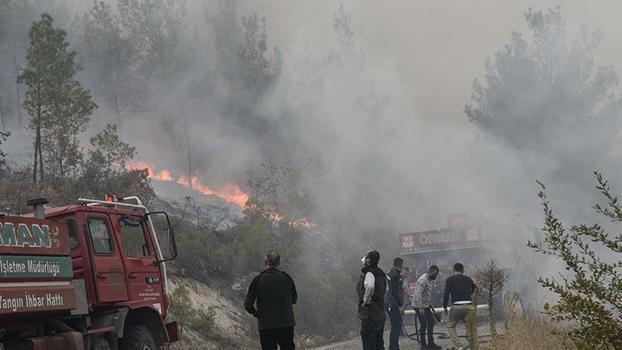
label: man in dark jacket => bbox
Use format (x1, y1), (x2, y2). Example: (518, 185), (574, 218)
(385, 257), (405, 350)
(356, 250), (387, 350)
(245, 250), (297, 350)
(443, 262), (477, 350)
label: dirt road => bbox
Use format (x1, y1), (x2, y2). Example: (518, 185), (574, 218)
(312, 322), (493, 350)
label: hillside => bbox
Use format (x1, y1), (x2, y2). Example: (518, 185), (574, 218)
(168, 275), (254, 349)
(151, 185), (255, 349)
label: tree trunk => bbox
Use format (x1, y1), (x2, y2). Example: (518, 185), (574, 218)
(33, 128), (39, 184)
(113, 93), (122, 134)
(468, 293), (479, 350)
(59, 137), (65, 179)
(33, 123), (44, 184)
(59, 157), (64, 179)
(0, 96), (5, 129)
(468, 315), (480, 350)
(13, 45), (22, 128)
(38, 126), (43, 183)
(15, 80), (21, 127)
(489, 300), (497, 337)
(183, 116), (193, 189)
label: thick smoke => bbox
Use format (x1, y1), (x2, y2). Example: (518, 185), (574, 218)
(229, 1), (622, 305)
(3, 0), (622, 305)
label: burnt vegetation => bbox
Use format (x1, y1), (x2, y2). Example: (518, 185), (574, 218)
(473, 258), (510, 337)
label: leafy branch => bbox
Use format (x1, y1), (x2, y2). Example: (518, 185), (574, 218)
(528, 173), (622, 348)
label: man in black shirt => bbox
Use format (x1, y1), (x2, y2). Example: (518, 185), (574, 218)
(245, 250), (297, 350)
(442, 263), (477, 350)
(385, 257), (404, 350)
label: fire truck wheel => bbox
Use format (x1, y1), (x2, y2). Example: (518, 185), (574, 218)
(91, 336), (112, 350)
(120, 325), (157, 350)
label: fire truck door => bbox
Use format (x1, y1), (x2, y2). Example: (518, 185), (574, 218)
(118, 216), (163, 312)
(86, 215), (129, 303)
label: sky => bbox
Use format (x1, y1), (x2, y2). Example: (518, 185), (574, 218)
(242, 1), (622, 123)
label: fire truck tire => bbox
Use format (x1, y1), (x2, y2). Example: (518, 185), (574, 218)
(119, 325), (157, 350)
(91, 336), (112, 350)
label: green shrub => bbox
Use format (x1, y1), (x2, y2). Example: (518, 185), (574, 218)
(168, 285), (194, 326)
(529, 173), (622, 348)
(168, 285), (217, 338)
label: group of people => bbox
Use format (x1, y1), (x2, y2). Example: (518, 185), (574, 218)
(244, 249), (477, 350)
(357, 250), (477, 350)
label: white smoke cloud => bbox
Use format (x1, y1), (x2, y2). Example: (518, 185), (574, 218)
(5, 0), (622, 305)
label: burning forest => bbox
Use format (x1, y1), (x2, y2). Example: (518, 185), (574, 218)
(128, 160), (249, 208)
(0, 0), (621, 349)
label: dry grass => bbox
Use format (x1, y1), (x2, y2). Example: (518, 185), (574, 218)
(482, 318), (576, 350)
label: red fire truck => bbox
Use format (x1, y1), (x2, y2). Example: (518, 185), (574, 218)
(0, 196), (180, 349)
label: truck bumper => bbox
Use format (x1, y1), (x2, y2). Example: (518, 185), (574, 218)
(165, 321), (181, 343)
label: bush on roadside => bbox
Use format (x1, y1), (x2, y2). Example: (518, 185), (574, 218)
(484, 317), (575, 350)
(529, 173), (622, 348)
(168, 285), (217, 338)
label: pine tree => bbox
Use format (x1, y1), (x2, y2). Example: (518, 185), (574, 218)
(19, 14), (96, 182)
(80, 1), (136, 131)
(87, 124), (135, 179)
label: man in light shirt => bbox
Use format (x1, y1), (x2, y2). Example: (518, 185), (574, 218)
(356, 250), (387, 350)
(412, 265), (440, 350)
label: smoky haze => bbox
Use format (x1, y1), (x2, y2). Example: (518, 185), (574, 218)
(238, 0), (622, 228)
(3, 0), (622, 305)
(144, 0), (622, 306)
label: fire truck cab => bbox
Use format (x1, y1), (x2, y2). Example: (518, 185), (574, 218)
(0, 196), (180, 350)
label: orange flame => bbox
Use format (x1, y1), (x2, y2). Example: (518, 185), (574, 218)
(177, 175), (248, 208)
(127, 161), (314, 228)
(128, 161), (249, 208)
(259, 211), (314, 228)
(292, 218), (314, 228)
(130, 161), (173, 181)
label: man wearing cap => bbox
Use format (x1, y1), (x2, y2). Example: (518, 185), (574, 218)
(356, 250), (387, 350)
(443, 262), (477, 350)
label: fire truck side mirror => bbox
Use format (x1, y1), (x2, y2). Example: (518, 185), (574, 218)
(145, 211), (178, 264)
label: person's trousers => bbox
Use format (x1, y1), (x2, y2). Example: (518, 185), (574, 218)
(415, 307), (435, 346)
(360, 318), (385, 350)
(447, 304), (476, 348)
(387, 306), (402, 350)
(259, 326), (295, 350)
